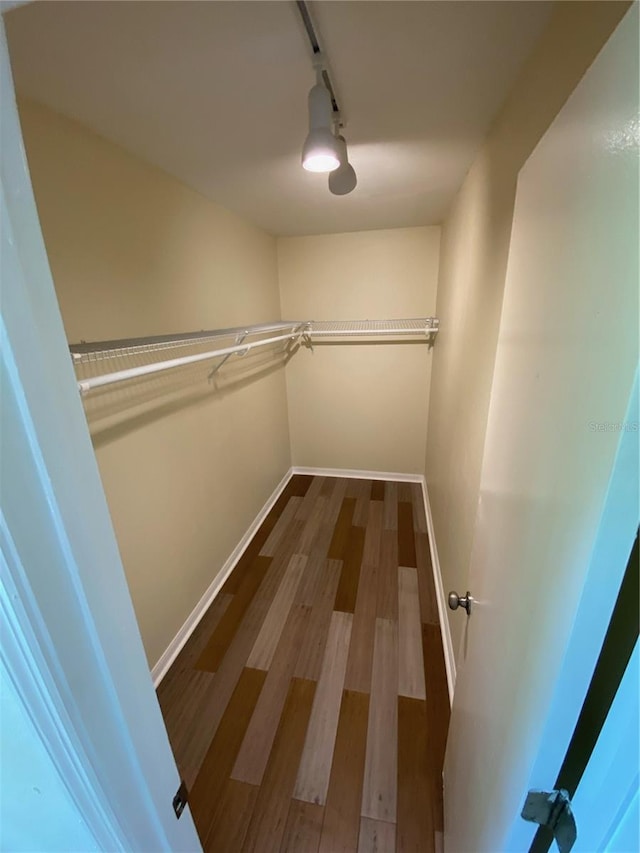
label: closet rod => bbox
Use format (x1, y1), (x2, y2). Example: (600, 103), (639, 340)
(77, 327), (305, 395)
(73, 317), (439, 395)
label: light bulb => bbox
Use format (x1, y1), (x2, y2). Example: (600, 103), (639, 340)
(302, 127), (340, 172)
(301, 81), (340, 173)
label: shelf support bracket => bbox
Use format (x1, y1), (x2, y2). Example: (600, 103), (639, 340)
(208, 333), (247, 381)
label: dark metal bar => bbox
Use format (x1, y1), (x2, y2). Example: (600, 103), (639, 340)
(296, 0), (340, 116)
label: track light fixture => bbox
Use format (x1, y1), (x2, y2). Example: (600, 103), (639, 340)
(302, 69), (340, 173)
(296, 2), (357, 193)
(329, 132), (357, 196)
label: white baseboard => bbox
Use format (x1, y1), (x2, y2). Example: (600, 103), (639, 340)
(420, 478), (456, 703)
(152, 464), (457, 706)
(151, 467), (294, 686)
(292, 465), (423, 483)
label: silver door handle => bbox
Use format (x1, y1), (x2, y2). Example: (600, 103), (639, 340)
(448, 590), (472, 615)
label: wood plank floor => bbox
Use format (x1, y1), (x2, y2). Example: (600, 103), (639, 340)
(157, 475), (450, 853)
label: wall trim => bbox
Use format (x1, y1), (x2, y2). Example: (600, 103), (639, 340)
(291, 465), (423, 483)
(152, 464), (457, 705)
(151, 467), (294, 686)
(420, 477), (456, 703)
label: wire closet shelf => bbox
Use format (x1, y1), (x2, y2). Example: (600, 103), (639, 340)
(71, 318), (439, 395)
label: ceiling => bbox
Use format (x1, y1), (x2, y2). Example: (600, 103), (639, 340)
(4, 1), (553, 237)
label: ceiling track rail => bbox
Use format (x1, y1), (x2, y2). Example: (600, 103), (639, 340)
(71, 318), (439, 395)
(295, 0), (341, 120)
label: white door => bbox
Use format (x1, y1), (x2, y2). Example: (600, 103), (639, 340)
(1, 20), (201, 852)
(444, 7), (639, 851)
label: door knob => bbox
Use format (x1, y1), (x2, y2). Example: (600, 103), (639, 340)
(448, 590), (472, 615)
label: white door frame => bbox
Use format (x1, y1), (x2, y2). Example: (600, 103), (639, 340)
(0, 20), (201, 851)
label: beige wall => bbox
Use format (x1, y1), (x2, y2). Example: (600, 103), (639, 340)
(19, 99), (291, 669)
(278, 227), (440, 474)
(425, 1), (630, 665)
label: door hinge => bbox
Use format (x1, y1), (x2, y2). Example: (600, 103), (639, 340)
(521, 789), (577, 853)
(172, 780), (188, 819)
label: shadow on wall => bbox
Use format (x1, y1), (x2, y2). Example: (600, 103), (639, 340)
(85, 336), (430, 450)
(81, 343), (294, 448)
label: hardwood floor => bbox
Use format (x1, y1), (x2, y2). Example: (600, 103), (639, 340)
(157, 475), (450, 853)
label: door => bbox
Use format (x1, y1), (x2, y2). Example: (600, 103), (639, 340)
(1, 20), (201, 852)
(537, 531), (638, 853)
(570, 639), (639, 852)
(443, 6), (639, 851)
